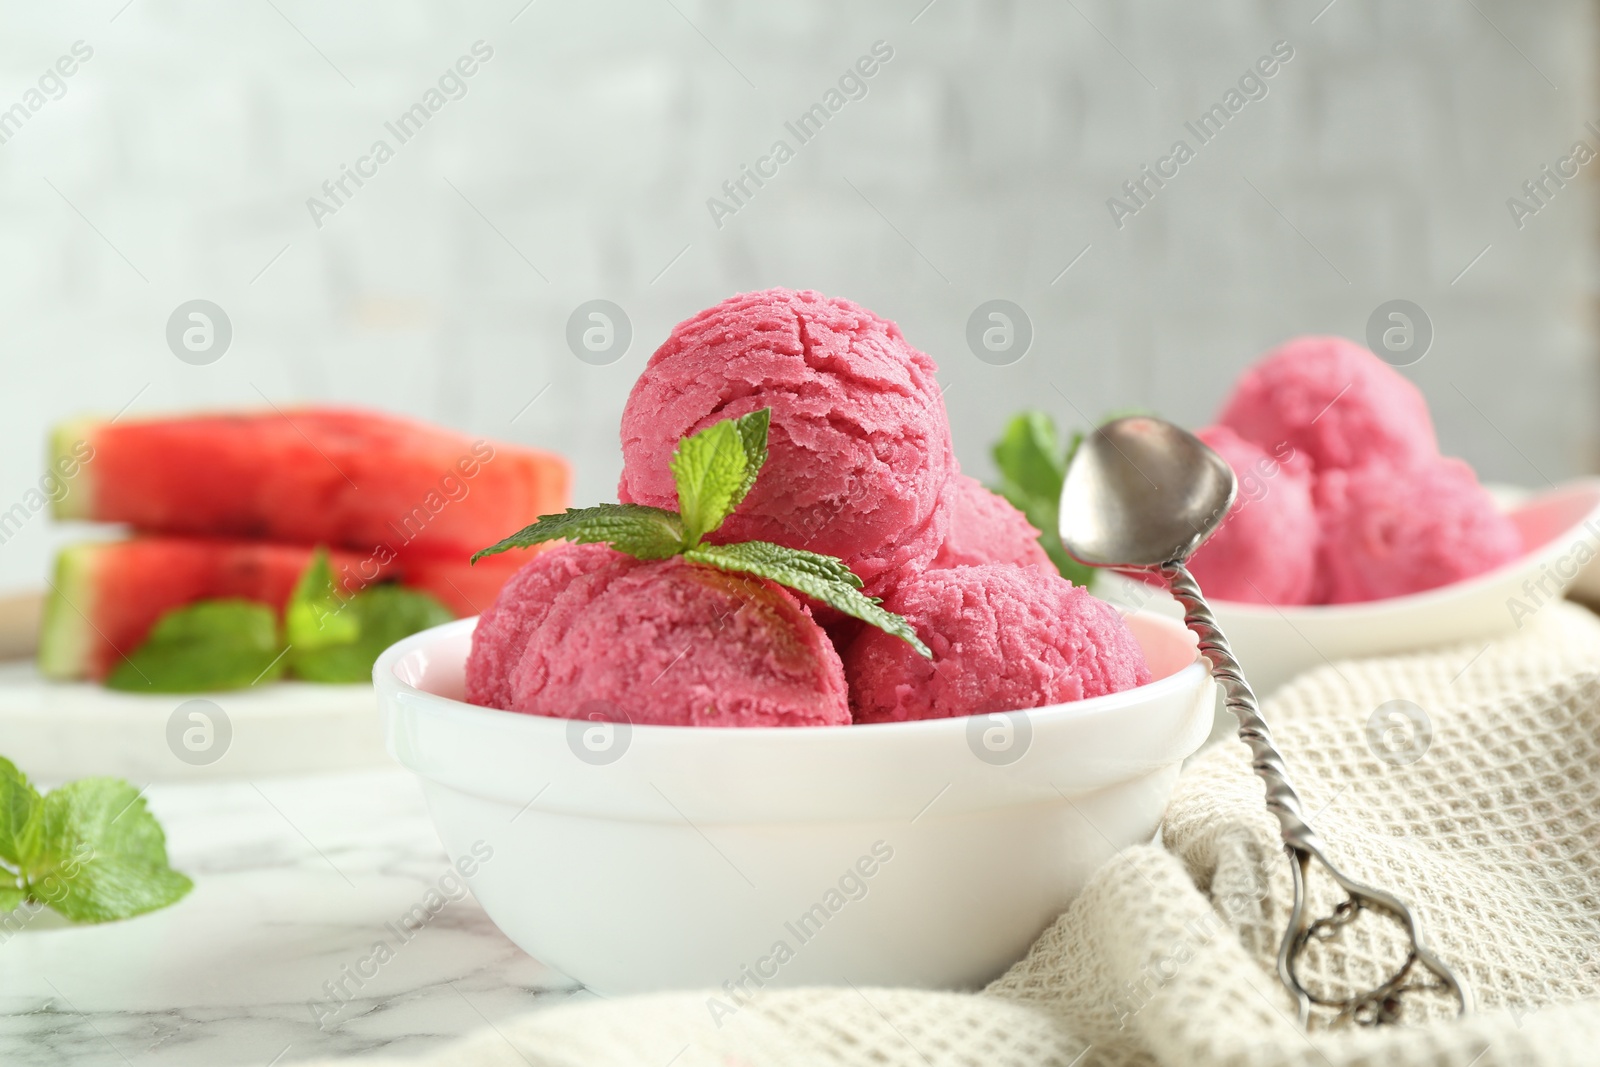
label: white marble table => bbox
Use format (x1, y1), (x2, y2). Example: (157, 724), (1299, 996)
(0, 769), (586, 1066)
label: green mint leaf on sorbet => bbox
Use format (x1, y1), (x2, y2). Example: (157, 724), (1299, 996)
(285, 547), (360, 651)
(991, 410), (1097, 589)
(107, 600), (287, 693)
(28, 777), (192, 923)
(685, 541), (932, 659)
(290, 584), (454, 684)
(731, 407), (770, 507)
(0, 756), (42, 870)
(670, 408), (771, 546)
(472, 504), (686, 562)
(474, 408), (930, 657)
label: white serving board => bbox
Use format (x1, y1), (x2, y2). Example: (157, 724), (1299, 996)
(0, 662), (390, 783)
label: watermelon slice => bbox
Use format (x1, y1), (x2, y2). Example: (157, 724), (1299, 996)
(397, 551), (529, 618)
(37, 537), (542, 681)
(52, 408), (569, 557)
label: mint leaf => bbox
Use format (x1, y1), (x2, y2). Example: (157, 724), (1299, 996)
(671, 409), (771, 546)
(684, 541), (931, 658)
(990, 411), (1096, 588)
(107, 600), (286, 693)
(474, 409), (923, 654)
(291, 584), (454, 684)
(29, 778), (192, 923)
(285, 547), (359, 651)
(993, 411), (1066, 504)
(0, 757), (41, 869)
(0, 883), (23, 913)
(474, 412), (768, 564)
(347, 585), (455, 653)
(731, 407), (770, 508)
(473, 504), (685, 563)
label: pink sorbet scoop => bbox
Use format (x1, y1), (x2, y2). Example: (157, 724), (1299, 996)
(843, 563), (1151, 724)
(466, 544), (851, 727)
(931, 474), (1052, 571)
(1314, 458), (1522, 604)
(1187, 425), (1318, 606)
(618, 288), (955, 598)
(1220, 335), (1437, 472)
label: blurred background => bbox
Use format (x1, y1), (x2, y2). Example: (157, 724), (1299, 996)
(1, 0), (1595, 594)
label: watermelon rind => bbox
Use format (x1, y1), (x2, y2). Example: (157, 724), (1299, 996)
(48, 417), (102, 521)
(37, 542), (103, 680)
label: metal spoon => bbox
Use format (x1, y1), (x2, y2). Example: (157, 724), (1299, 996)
(1059, 415), (1470, 1027)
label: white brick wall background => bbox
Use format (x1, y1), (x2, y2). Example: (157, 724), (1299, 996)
(0, 0), (1594, 593)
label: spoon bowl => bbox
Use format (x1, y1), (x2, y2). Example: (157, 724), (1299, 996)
(1058, 417), (1236, 568)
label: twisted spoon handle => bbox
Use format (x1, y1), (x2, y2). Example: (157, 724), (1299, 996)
(1159, 562), (1470, 1025)
(1161, 563), (1321, 855)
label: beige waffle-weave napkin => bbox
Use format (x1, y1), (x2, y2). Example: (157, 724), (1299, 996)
(323, 601), (1600, 1067)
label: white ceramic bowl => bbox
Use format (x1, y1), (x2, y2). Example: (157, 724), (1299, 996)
(374, 611), (1214, 996)
(1103, 478), (1600, 697)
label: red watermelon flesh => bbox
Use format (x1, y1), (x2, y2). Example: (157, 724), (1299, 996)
(398, 551), (528, 618)
(53, 408), (569, 558)
(37, 537), (542, 680)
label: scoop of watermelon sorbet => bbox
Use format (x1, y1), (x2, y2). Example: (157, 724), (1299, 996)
(618, 289), (955, 597)
(931, 474), (1052, 571)
(1314, 458), (1522, 604)
(464, 543), (618, 712)
(466, 544), (850, 727)
(1186, 426), (1318, 605)
(843, 564), (1151, 724)
(1219, 335), (1437, 471)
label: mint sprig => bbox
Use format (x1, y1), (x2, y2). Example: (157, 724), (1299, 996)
(684, 541), (926, 653)
(473, 408), (931, 657)
(990, 410), (1096, 588)
(287, 561), (454, 684)
(107, 600), (287, 692)
(0, 755), (192, 924)
(472, 503), (686, 561)
(671, 407), (769, 545)
(285, 548), (360, 652)
(108, 548), (456, 692)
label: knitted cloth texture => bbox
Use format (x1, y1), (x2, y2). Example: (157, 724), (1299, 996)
(312, 601), (1600, 1067)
